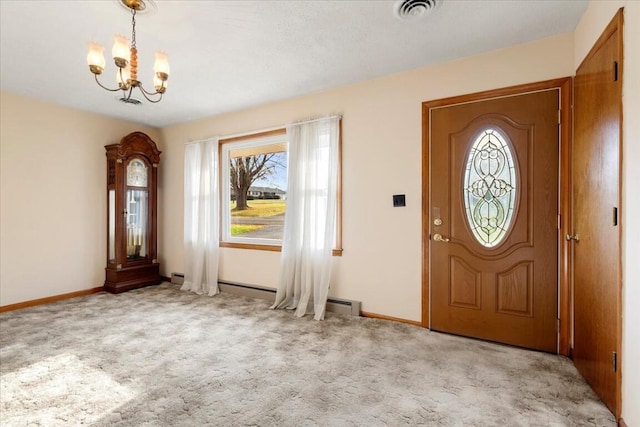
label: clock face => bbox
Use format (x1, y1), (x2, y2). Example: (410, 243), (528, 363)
(126, 158), (148, 187)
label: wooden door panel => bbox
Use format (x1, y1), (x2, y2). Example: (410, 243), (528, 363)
(572, 10), (622, 417)
(449, 257), (481, 309)
(430, 90), (559, 353)
(496, 261), (533, 317)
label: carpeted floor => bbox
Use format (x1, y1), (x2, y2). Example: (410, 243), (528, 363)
(0, 283), (615, 426)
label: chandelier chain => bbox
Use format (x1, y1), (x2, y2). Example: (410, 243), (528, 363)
(130, 8), (137, 49)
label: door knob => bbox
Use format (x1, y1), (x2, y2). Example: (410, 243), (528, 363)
(566, 234), (580, 242)
(433, 233), (450, 242)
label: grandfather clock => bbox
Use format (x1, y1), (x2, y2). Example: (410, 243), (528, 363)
(105, 132), (161, 293)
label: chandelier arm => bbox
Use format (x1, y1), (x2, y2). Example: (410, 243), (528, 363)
(124, 86), (135, 101)
(94, 74), (122, 92)
(138, 84), (161, 97)
(136, 86), (163, 103)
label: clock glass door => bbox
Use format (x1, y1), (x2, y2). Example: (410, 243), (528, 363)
(126, 158), (149, 263)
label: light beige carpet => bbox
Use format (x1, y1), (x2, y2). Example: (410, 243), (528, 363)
(0, 283), (615, 426)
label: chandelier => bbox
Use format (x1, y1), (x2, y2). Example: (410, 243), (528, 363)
(86, 0), (169, 104)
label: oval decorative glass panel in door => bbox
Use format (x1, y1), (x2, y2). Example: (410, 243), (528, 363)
(463, 128), (517, 247)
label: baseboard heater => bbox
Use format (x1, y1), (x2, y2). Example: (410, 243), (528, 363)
(170, 273), (361, 317)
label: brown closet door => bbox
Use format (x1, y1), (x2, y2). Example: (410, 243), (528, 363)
(572, 10), (622, 417)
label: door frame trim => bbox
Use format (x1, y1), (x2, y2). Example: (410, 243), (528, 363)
(421, 77), (573, 355)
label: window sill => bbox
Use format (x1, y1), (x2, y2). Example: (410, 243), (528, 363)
(219, 241), (343, 256)
(219, 242), (281, 252)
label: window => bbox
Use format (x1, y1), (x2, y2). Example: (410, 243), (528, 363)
(220, 130), (288, 248)
(219, 127), (342, 255)
(463, 128), (517, 247)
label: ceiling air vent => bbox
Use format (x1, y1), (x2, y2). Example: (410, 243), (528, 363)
(395, 0), (440, 20)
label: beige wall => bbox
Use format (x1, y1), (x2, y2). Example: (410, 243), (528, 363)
(159, 32), (575, 321)
(0, 92), (161, 306)
(574, 2), (640, 425)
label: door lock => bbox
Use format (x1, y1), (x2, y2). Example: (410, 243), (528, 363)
(433, 218), (443, 226)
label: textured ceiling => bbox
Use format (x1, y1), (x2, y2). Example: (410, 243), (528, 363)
(0, 0), (588, 128)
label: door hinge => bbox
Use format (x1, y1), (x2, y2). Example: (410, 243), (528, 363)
(613, 207), (618, 226)
(558, 109), (561, 125)
(613, 61), (619, 81)
(613, 351), (617, 373)
(557, 318), (560, 333)
(557, 214), (561, 230)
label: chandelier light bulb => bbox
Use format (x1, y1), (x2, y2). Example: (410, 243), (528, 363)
(153, 51), (170, 77)
(117, 64), (132, 89)
(112, 35), (131, 66)
(87, 42), (106, 74)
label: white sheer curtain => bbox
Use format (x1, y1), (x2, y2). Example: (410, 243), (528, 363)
(183, 138), (220, 296)
(272, 117), (340, 320)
